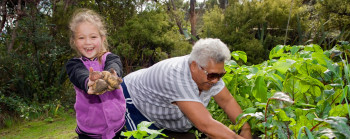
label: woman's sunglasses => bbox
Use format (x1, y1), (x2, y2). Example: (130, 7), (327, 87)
(199, 66), (226, 81)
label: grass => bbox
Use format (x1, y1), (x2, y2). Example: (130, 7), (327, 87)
(0, 113), (77, 139)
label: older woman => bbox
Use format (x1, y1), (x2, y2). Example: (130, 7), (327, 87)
(122, 38), (252, 139)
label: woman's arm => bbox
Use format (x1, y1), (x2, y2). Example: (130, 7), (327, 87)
(214, 87), (252, 139)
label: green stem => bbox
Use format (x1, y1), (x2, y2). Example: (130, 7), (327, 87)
(265, 98), (271, 139)
(310, 122), (322, 131)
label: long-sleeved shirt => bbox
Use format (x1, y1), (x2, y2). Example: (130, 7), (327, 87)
(66, 52), (126, 139)
(66, 53), (123, 93)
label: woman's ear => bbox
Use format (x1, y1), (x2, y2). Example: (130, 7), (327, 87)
(190, 61), (197, 72)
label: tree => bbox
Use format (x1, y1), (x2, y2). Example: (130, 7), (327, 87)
(0, 0), (7, 35)
(115, 5), (191, 74)
(201, 0), (308, 65)
(167, 0), (184, 35)
(190, 0), (196, 44)
(313, 0), (350, 48)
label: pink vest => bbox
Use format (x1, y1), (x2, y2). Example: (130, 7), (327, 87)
(74, 52), (126, 139)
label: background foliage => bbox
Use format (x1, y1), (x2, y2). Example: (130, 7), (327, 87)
(1, 0), (349, 137)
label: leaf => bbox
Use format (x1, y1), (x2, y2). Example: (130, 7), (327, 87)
(269, 45), (285, 59)
(226, 60), (238, 67)
(145, 134), (159, 139)
(252, 76), (267, 102)
(324, 89), (335, 99)
(138, 121), (167, 137)
(329, 104), (349, 117)
(316, 100), (331, 119)
(312, 44), (323, 52)
(133, 131), (148, 139)
(266, 73), (283, 91)
(297, 126), (314, 139)
(325, 59), (339, 77)
(291, 46), (300, 55)
(275, 109), (292, 122)
(339, 79), (349, 104)
(323, 69), (336, 83)
(274, 119), (289, 139)
(305, 44), (323, 52)
(290, 114), (311, 135)
(231, 51), (247, 63)
(216, 111), (226, 123)
(314, 128), (336, 139)
(270, 92), (294, 104)
(121, 131), (133, 138)
(295, 75), (325, 90)
(121, 121), (167, 139)
(312, 52), (329, 67)
(272, 59), (296, 74)
(295, 102), (316, 108)
(300, 83), (310, 94)
(299, 51), (313, 58)
(268, 92), (294, 110)
(137, 121), (153, 129)
(232, 112), (264, 132)
(342, 60), (349, 81)
(244, 107), (257, 114)
(248, 66), (259, 74)
(329, 83), (342, 87)
(314, 117), (350, 138)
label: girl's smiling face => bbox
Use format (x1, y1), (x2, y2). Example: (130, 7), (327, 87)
(74, 22), (105, 59)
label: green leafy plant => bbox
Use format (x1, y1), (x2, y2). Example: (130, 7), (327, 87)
(121, 121), (167, 139)
(212, 43), (350, 138)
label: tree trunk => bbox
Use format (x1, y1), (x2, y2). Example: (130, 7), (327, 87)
(169, 0), (184, 35)
(190, 0), (196, 44)
(64, 0), (73, 12)
(0, 0), (7, 35)
(219, 0), (226, 9)
(8, 0), (22, 53)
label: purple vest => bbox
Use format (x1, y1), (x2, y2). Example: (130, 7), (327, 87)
(74, 52), (126, 139)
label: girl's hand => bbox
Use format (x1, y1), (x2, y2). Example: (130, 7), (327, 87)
(109, 68), (117, 76)
(87, 67), (108, 95)
(87, 67), (96, 94)
(105, 68), (123, 90)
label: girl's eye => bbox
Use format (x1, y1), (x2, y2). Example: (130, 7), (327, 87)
(91, 36), (98, 39)
(78, 37), (84, 39)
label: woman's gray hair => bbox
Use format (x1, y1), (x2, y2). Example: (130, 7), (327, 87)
(189, 38), (231, 67)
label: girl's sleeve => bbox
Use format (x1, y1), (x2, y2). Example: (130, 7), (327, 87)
(66, 58), (89, 93)
(104, 53), (123, 77)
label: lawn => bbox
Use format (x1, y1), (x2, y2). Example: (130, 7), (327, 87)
(0, 114), (77, 139)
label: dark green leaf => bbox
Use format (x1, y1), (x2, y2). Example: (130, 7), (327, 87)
(291, 46), (300, 55)
(252, 76), (267, 102)
(269, 45), (285, 59)
(316, 100), (331, 119)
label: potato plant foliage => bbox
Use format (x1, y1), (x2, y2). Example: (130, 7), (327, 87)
(208, 42), (350, 138)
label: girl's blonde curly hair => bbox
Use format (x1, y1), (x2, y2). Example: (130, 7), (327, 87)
(69, 8), (109, 61)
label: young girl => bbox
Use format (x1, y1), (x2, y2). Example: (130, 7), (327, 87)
(65, 9), (126, 139)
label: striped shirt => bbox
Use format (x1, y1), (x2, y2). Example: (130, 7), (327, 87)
(123, 55), (225, 132)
